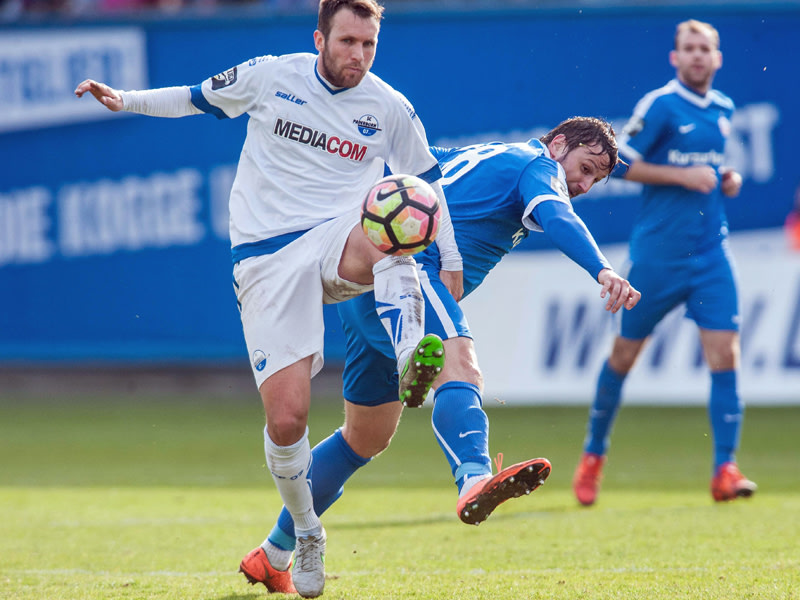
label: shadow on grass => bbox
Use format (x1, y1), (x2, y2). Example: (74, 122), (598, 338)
(330, 503), (571, 530)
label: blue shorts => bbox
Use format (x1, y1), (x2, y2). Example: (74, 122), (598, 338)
(339, 265), (471, 406)
(621, 244), (740, 339)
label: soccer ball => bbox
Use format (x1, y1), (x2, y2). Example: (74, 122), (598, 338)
(361, 174), (441, 256)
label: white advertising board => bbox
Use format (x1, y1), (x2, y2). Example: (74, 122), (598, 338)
(464, 228), (800, 405)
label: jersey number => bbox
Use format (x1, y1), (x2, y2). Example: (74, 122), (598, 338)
(439, 144), (510, 186)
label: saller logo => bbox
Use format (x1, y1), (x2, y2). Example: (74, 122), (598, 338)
(273, 117), (368, 161)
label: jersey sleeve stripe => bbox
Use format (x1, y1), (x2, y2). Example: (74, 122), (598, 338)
(189, 84), (229, 120)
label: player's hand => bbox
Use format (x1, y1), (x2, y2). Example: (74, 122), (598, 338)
(597, 268), (641, 313)
(682, 165), (718, 194)
(74, 79), (124, 112)
(720, 168), (743, 198)
(440, 269), (464, 302)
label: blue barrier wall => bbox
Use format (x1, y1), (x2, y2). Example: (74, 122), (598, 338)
(1, 5), (796, 364)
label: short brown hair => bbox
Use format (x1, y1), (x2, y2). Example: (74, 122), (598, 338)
(317, 0), (384, 39)
(674, 19), (720, 50)
(540, 116), (619, 176)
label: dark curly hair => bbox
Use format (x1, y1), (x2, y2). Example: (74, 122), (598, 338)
(540, 116), (619, 177)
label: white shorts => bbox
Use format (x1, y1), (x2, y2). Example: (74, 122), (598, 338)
(233, 209), (373, 389)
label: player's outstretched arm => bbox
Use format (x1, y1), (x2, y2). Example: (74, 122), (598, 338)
(598, 268), (641, 313)
(626, 160), (718, 194)
(74, 79), (124, 112)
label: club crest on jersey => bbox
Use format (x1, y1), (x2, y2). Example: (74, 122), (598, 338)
(252, 349), (268, 372)
(354, 114), (381, 137)
(718, 115), (731, 137)
(211, 67), (238, 90)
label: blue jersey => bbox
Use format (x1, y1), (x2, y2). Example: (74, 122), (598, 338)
(618, 78), (735, 262)
(420, 138), (573, 297)
(339, 138), (610, 406)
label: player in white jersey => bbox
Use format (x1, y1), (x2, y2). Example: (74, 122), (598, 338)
(75, 1), (462, 597)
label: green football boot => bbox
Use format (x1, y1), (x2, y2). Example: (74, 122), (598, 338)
(398, 333), (445, 408)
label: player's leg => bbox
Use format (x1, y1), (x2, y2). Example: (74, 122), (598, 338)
(575, 259), (685, 505)
(417, 269), (550, 524)
(265, 400), (403, 555)
(243, 291), (402, 591)
(585, 336), (644, 455)
(234, 239), (332, 598)
(689, 249), (755, 500)
(336, 222), (442, 406)
(431, 338), (551, 524)
(700, 328), (747, 475)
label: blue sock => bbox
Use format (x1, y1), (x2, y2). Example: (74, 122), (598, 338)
(584, 360), (625, 456)
(708, 370), (742, 471)
(268, 428), (371, 551)
(431, 381), (491, 493)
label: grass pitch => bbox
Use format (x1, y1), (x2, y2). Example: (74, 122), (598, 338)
(1, 391), (798, 599)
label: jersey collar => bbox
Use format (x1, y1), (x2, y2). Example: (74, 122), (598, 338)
(672, 78), (715, 109)
(314, 58), (350, 95)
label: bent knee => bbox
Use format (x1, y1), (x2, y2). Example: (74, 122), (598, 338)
(345, 429), (394, 459)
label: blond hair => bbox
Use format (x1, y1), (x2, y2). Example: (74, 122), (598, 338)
(674, 19), (720, 49)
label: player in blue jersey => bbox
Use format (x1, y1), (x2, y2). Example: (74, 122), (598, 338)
(245, 116), (642, 594)
(573, 19), (756, 507)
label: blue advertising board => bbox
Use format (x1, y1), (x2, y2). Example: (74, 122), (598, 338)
(0, 5), (796, 366)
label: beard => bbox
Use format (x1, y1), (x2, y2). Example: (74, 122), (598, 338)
(681, 64), (714, 92)
(319, 48), (368, 88)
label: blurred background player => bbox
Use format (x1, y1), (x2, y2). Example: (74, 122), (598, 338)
(240, 116), (641, 594)
(75, 0), (463, 596)
(573, 19), (756, 507)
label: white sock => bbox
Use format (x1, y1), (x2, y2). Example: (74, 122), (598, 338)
(459, 474), (492, 498)
(262, 540), (293, 571)
(264, 426), (321, 537)
(372, 255), (424, 372)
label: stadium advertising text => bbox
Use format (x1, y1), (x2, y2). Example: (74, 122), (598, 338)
(0, 28), (147, 133)
(464, 234), (800, 405)
(0, 170), (207, 264)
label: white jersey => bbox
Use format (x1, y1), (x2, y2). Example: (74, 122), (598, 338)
(189, 53), (440, 254)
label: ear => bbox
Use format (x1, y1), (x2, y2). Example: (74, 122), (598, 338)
(669, 49), (678, 68)
(313, 30), (324, 53)
(714, 50), (723, 70)
(547, 134), (567, 158)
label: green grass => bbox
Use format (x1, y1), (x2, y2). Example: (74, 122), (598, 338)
(1, 394), (798, 599)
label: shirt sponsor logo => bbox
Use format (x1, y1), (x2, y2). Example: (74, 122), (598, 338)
(275, 90), (307, 106)
(354, 114), (381, 136)
(273, 117), (368, 161)
(667, 149), (725, 166)
(211, 67), (237, 90)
